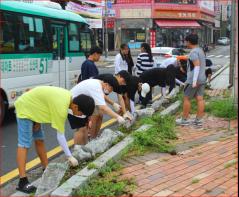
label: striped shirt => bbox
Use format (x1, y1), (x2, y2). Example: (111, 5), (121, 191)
(135, 53), (154, 76)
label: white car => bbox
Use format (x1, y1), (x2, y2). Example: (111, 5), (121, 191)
(152, 47), (185, 67)
(217, 37), (230, 45)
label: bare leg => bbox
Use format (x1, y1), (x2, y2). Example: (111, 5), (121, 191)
(196, 96), (205, 118)
(17, 147), (28, 178)
(74, 127), (88, 145)
(89, 115), (102, 138)
(34, 140), (48, 169)
(182, 96), (191, 119)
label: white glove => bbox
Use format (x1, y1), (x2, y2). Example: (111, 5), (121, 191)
(113, 103), (121, 112)
(68, 156), (79, 167)
(123, 111), (133, 121)
(117, 116), (126, 124)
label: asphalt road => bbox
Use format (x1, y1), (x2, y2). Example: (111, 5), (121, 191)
(0, 45), (230, 176)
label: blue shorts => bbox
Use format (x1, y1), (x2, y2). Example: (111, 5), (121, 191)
(17, 118), (45, 148)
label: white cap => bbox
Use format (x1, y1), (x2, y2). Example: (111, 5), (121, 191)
(141, 83), (150, 98)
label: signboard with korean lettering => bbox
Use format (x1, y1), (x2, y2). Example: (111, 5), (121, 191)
(154, 10), (198, 19)
(120, 8), (151, 18)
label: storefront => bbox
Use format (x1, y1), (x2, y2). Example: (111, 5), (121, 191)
(154, 20), (202, 47)
(114, 7), (152, 49)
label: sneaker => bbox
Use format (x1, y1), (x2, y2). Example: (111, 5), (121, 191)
(176, 118), (190, 126)
(192, 118), (203, 126)
(16, 182), (37, 194)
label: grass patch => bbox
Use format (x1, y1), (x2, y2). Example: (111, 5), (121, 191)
(132, 114), (177, 153)
(206, 98), (237, 119)
(87, 162), (98, 170)
(191, 178), (200, 184)
(73, 160), (136, 196)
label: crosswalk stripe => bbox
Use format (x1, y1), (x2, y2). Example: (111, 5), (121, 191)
(207, 55), (215, 58)
(225, 55), (230, 58)
(216, 55), (223, 58)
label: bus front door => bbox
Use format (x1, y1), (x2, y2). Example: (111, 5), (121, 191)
(52, 25), (66, 88)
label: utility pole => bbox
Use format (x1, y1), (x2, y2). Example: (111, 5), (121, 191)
(104, 0), (108, 59)
(229, 0), (235, 85)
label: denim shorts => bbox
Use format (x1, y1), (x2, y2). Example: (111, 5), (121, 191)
(17, 118), (45, 148)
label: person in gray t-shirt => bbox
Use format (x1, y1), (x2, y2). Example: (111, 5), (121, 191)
(176, 34), (206, 127)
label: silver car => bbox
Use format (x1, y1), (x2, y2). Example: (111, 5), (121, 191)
(152, 47), (185, 67)
(217, 37), (230, 45)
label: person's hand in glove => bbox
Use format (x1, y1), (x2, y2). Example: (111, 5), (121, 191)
(113, 103), (121, 113)
(123, 111), (133, 121)
(68, 156), (79, 167)
(117, 116), (126, 125)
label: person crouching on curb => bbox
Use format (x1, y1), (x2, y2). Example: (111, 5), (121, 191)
(126, 66), (176, 112)
(14, 86), (95, 193)
(69, 76), (127, 145)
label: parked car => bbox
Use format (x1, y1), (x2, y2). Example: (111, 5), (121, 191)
(151, 47), (186, 67)
(217, 37), (230, 45)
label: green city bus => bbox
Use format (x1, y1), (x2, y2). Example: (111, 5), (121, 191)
(0, 1), (95, 124)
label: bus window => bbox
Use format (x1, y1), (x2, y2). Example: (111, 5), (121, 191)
(34, 18), (51, 52)
(0, 12), (16, 53)
(68, 23), (80, 52)
(16, 15), (51, 53)
(80, 32), (92, 55)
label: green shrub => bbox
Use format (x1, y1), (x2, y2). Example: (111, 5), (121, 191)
(206, 98), (237, 119)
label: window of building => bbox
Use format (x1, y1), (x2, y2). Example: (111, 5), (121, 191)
(68, 22), (80, 52)
(0, 12), (16, 53)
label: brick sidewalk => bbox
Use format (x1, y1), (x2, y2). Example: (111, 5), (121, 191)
(118, 117), (238, 196)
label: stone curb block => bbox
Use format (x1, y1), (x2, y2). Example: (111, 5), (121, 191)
(50, 101), (181, 196)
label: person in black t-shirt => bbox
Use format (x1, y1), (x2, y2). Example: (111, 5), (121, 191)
(78, 46), (102, 83)
(126, 66), (177, 112)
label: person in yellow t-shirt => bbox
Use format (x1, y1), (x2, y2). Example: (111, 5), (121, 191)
(14, 86), (95, 194)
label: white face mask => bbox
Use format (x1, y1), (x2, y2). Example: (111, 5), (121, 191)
(77, 114), (87, 118)
(103, 88), (110, 95)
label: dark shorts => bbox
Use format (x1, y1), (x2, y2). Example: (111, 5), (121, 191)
(184, 84), (205, 99)
(68, 114), (88, 130)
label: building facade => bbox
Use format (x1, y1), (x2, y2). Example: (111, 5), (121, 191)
(113, 0), (216, 50)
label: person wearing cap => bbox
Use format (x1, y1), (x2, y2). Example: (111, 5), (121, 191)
(127, 67), (176, 111)
(14, 86), (95, 194)
(69, 78), (126, 145)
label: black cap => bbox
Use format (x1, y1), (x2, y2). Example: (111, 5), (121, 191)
(116, 70), (131, 85)
(95, 74), (119, 91)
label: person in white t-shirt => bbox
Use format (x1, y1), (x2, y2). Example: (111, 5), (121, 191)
(69, 78), (126, 145)
(114, 44), (130, 74)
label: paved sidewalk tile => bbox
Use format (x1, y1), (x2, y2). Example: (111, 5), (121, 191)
(118, 117), (238, 196)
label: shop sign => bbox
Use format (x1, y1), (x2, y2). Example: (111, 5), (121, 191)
(120, 8), (151, 18)
(150, 30), (156, 48)
(214, 19), (220, 28)
(85, 18), (103, 28)
(103, 9), (116, 17)
(107, 20), (115, 28)
(154, 10), (197, 19)
(200, 13), (214, 23)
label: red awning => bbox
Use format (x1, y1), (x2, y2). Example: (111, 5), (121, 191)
(155, 20), (201, 29)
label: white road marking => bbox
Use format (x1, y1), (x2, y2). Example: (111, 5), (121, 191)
(225, 55), (230, 58)
(106, 65), (114, 68)
(207, 55), (215, 58)
(216, 55), (224, 58)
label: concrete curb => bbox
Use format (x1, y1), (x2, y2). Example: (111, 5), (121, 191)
(50, 101), (181, 196)
(210, 63), (229, 82)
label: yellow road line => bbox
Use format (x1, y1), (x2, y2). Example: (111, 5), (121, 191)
(0, 95), (162, 185)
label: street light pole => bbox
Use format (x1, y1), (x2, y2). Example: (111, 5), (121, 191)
(105, 0), (108, 59)
(229, 0), (235, 85)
